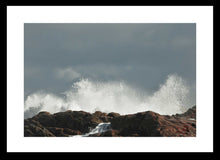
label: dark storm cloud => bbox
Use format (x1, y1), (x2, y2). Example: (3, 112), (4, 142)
(24, 23), (196, 95)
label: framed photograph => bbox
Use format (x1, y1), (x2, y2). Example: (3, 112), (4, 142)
(6, 5), (213, 153)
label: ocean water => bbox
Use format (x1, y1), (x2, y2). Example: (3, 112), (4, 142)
(24, 74), (195, 119)
(70, 122), (111, 137)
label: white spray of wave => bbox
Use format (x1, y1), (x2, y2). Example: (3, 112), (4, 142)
(24, 74), (193, 119)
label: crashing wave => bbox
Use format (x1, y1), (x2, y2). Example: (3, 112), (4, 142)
(24, 74), (195, 119)
(71, 122), (111, 137)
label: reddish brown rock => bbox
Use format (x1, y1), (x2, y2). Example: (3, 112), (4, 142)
(46, 127), (81, 136)
(24, 110), (104, 136)
(109, 106), (196, 137)
(176, 105), (196, 119)
(54, 110), (103, 133)
(92, 111), (109, 122)
(32, 111), (56, 127)
(110, 111), (161, 136)
(24, 119), (55, 137)
(107, 112), (120, 118)
(100, 130), (121, 137)
(24, 106), (196, 137)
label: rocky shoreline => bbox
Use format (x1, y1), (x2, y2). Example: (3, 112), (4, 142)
(24, 106), (196, 137)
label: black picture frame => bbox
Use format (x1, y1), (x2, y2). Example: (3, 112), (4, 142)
(1, 0), (216, 158)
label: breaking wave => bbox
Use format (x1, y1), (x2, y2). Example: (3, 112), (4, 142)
(24, 74), (194, 119)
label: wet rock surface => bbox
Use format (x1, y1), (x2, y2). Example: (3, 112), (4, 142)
(24, 106), (196, 137)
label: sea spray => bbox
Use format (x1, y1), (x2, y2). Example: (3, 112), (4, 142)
(24, 74), (193, 119)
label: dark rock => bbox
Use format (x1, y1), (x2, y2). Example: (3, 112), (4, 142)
(178, 105), (196, 119)
(32, 111), (56, 127)
(24, 110), (104, 136)
(100, 130), (120, 137)
(107, 112), (120, 118)
(54, 110), (103, 133)
(46, 127), (81, 136)
(24, 106), (196, 137)
(24, 119), (55, 137)
(110, 111), (162, 136)
(92, 111), (109, 122)
(109, 106), (196, 137)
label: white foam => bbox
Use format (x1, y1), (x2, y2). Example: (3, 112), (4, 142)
(71, 122), (111, 137)
(24, 74), (195, 118)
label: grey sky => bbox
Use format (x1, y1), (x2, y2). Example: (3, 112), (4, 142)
(24, 23), (196, 98)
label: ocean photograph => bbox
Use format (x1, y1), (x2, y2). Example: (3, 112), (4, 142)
(24, 23), (196, 137)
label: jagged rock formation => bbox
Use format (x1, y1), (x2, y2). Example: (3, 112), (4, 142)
(24, 106), (196, 137)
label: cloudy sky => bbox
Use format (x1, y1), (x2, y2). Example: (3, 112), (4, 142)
(24, 23), (196, 100)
